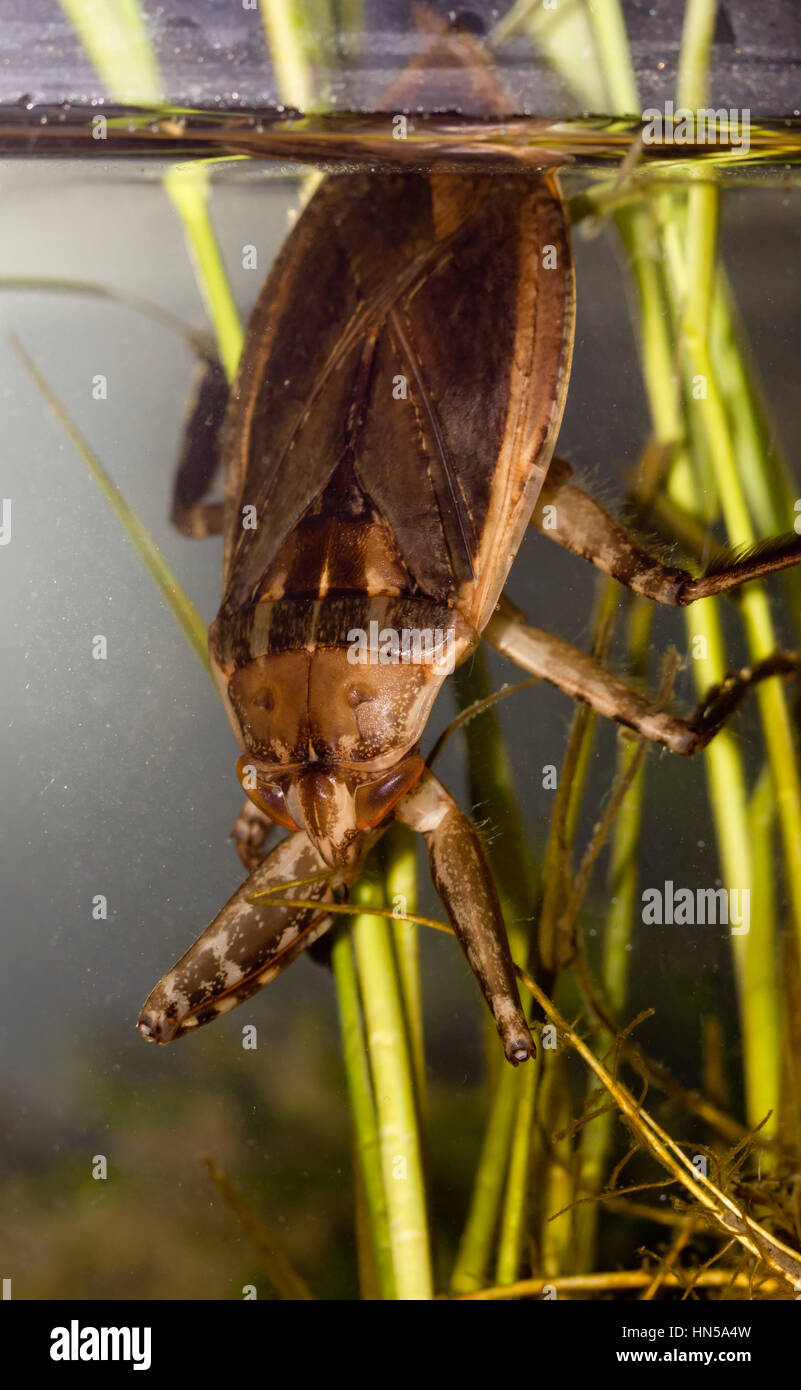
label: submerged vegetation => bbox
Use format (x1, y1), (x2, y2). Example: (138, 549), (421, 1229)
(6, 0), (801, 1299)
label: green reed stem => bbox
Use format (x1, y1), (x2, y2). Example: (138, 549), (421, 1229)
(351, 876), (433, 1299)
(586, 0), (639, 113)
(617, 7), (791, 1136)
(746, 765), (780, 1139)
(57, 0), (162, 103)
(259, 0), (319, 111)
(493, 0), (608, 113)
(331, 928), (396, 1298)
(709, 274), (801, 630)
(574, 600), (651, 1270)
(383, 826), (426, 1114)
(678, 184), (801, 969)
(451, 1065), (521, 1294)
(619, 193), (778, 1135)
(676, 0), (719, 114)
(539, 1051), (574, 1277)
(496, 1053), (540, 1285)
(538, 580), (618, 978)
(162, 166), (244, 383)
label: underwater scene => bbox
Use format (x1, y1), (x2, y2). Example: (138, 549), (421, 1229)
(2, 0), (801, 1346)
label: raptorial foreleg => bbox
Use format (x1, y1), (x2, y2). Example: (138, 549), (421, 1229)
(138, 831), (334, 1043)
(396, 769), (534, 1064)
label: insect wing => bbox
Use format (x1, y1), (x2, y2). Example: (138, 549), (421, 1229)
(221, 171), (574, 630)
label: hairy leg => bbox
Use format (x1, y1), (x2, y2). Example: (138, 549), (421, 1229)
(532, 457), (801, 603)
(484, 596), (796, 755)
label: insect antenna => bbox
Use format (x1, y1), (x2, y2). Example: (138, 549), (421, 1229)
(425, 674), (540, 768)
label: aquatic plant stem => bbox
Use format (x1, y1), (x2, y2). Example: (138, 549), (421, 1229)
(575, 601), (651, 1270)
(57, 0), (161, 103)
(676, 0), (718, 113)
(586, 0), (639, 113)
(678, 183), (801, 967)
(495, 1056), (539, 1285)
(162, 166), (244, 384)
(260, 0), (318, 111)
(331, 928), (396, 1299)
(517, 964), (801, 1289)
(11, 338), (211, 674)
(351, 876), (433, 1299)
(383, 826), (426, 1114)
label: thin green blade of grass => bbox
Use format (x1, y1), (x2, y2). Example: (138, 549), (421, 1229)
(493, 0), (608, 113)
(260, 0), (319, 112)
(350, 875), (433, 1300)
(575, 600), (650, 1270)
(163, 165), (244, 384)
(382, 825), (426, 1117)
(331, 927), (396, 1299)
(495, 1054), (540, 1285)
(673, 183), (801, 972)
(11, 335), (211, 675)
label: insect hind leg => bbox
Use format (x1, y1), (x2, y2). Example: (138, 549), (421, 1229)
(485, 595), (798, 755)
(532, 456), (801, 604)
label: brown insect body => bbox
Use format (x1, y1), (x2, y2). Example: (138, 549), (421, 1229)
(139, 25), (801, 1060)
(139, 164), (574, 1061)
(210, 170), (573, 862)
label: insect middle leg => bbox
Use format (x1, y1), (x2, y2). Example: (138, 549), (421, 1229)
(484, 596), (796, 755)
(231, 798), (277, 871)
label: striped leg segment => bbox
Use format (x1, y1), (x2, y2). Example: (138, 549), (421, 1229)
(533, 457), (801, 604)
(485, 596), (797, 755)
(396, 769), (534, 1064)
(138, 831), (334, 1043)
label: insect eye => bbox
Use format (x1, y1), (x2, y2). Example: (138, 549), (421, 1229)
(354, 755), (424, 830)
(236, 756), (299, 830)
(347, 684), (373, 709)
